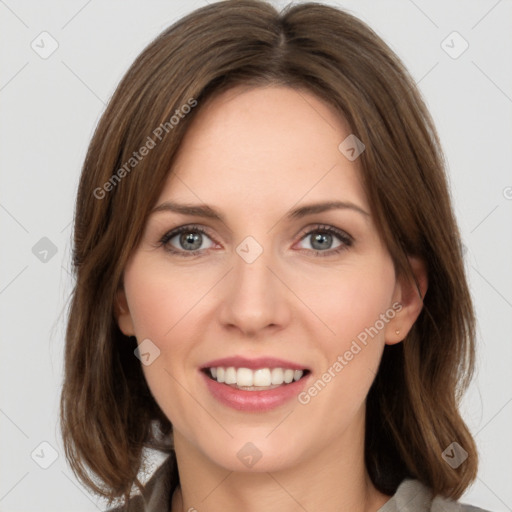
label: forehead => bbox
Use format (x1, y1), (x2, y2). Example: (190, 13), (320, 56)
(156, 85), (369, 216)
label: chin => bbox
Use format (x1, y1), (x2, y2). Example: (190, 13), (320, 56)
(194, 430), (306, 473)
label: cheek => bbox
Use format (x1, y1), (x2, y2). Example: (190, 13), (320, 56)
(305, 259), (396, 399)
(124, 247), (396, 357)
(133, 285), (175, 335)
(311, 259), (396, 341)
(122, 256), (212, 393)
(122, 258), (199, 424)
(123, 257), (190, 339)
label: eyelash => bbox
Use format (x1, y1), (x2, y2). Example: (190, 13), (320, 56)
(157, 223), (353, 258)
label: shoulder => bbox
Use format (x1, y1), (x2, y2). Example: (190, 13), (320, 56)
(105, 456), (177, 512)
(379, 478), (493, 512)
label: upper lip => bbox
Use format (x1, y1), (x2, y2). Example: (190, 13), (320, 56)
(201, 356), (309, 371)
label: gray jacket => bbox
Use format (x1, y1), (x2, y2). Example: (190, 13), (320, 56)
(107, 456), (491, 511)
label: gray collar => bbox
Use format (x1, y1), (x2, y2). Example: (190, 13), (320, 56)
(378, 478), (489, 512)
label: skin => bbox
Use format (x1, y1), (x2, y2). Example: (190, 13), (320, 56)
(116, 85), (428, 512)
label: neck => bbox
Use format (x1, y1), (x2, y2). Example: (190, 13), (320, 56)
(170, 415), (391, 512)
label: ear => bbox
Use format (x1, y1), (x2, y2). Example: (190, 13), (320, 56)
(114, 286), (135, 337)
(385, 255), (428, 345)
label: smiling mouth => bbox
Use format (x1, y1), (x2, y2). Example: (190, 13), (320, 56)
(202, 366), (310, 391)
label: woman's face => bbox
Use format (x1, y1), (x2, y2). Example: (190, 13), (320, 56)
(117, 85), (419, 473)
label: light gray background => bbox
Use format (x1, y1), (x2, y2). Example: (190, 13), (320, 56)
(1, 0), (511, 511)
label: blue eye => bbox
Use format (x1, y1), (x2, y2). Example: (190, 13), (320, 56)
(296, 225), (353, 256)
(159, 225), (215, 256)
(158, 224), (353, 258)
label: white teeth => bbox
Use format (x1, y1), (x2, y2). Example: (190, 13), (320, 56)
(253, 368), (271, 386)
(224, 367), (237, 384)
(283, 369), (294, 384)
(208, 366), (305, 388)
(237, 368), (253, 387)
(271, 368), (284, 385)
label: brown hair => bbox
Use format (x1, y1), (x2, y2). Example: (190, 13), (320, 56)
(60, 0), (478, 506)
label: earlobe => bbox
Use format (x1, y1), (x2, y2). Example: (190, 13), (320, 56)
(114, 287), (135, 336)
(385, 255), (428, 345)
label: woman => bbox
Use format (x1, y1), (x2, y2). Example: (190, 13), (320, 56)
(60, 1), (490, 511)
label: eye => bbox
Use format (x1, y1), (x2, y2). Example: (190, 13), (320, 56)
(158, 223), (353, 258)
(159, 225), (216, 257)
(296, 224), (353, 256)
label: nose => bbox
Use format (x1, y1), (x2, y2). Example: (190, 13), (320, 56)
(217, 240), (291, 337)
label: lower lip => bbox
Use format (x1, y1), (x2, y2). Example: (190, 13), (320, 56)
(201, 371), (310, 412)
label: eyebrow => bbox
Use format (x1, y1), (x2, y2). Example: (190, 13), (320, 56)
(151, 200), (370, 222)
